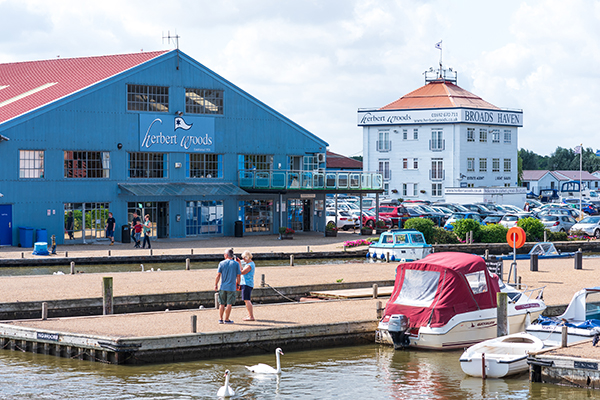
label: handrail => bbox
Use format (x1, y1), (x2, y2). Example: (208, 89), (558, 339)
(238, 170), (383, 190)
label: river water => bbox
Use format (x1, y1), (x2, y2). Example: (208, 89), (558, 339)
(0, 344), (592, 399)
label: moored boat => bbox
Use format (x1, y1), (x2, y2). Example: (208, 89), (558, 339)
(498, 242), (574, 260)
(459, 332), (544, 378)
(366, 229), (432, 262)
(376, 252), (546, 350)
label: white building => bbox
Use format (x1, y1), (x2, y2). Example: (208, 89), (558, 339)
(358, 68), (523, 202)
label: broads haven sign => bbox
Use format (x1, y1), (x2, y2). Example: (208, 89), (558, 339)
(139, 114), (215, 152)
(357, 108), (523, 127)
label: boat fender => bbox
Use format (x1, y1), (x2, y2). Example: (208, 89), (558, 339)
(380, 253), (385, 260)
(390, 255), (396, 261)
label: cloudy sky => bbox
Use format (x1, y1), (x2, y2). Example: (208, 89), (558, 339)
(1, 0), (598, 157)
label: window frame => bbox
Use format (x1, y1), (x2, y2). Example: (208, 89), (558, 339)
(186, 154), (223, 178)
(64, 151), (110, 179)
(185, 88), (224, 115)
(19, 150), (45, 179)
(128, 152), (168, 178)
(127, 84), (169, 112)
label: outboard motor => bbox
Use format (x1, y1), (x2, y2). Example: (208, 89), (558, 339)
(388, 314), (410, 349)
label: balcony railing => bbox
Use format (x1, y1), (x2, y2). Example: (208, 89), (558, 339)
(238, 170), (383, 191)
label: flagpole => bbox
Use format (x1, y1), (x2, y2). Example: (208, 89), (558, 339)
(580, 143), (583, 220)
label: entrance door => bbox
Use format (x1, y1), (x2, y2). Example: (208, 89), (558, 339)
(157, 202), (169, 238)
(303, 200), (312, 232)
(0, 205), (12, 246)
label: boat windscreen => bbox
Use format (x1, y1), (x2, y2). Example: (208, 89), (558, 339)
(394, 269), (440, 307)
(465, 271), (488, 295)
(394, 234), (407, 244)
(410, 234), (425, 244)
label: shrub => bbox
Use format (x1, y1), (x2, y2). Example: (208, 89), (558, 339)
(568, 229), (591, 241)
(480, 223), (508, 243)
(517, 217), (544, 242)
(404, 217), (435, 244)
(431, 226), (460, 244)
(279, 227), (294, 235)
(545, 230), (568, 242)
(453, 219), (482, 242)
(325, 221), (337, 231)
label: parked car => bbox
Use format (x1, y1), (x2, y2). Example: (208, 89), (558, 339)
(569, 216), (600, 238)
(375, 205), (410, 228)
(462, 203), (495, 217)
(353, 209), (392, 229)
(498, 214), (523, 228)
(403, 204), (445, 226)
(443, 212), (484, 231)
(325, 209), (357, 230)
(540, 215), (577, 233)
(433, 202), (471, 213)
(482, 214), (504, 225)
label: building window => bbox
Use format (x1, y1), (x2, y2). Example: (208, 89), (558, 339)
(186, 200), (223, 236)
(467, 157), (475, 172)
(239, 154), (273, 171)
(185, 89), (224, 114)
(383, 182), (389, 196)
(479, 158), (487, 172)
(413, 158), (419, 169)
(479, 129), (487, 142)
(492, 158), (500, 172)
(504, 130), (512, 144)
(377, 130), (391, 152)
(379, 160), (390, 180)
(402, 183), (418, 197)
(467, 128), (475, 142)
(19, 150), (44, 178)
(127, 84), (169, 112)
(432, 183), (442, 197)
(491, 129), (500, 143)
(128, 152), (167, 178)
(239, 199), (273, 233)
(504, 183), (511, 187)
(413, 128), (419, 140)
(402, 129), (408, 140)
(430, 129), (444, 151)
(186, 154), (222, 178)
(64, 151), (110, 178)
(431, 158), (443, 180)
(504, 158), (512, 173)
(403, 158), (408, 169)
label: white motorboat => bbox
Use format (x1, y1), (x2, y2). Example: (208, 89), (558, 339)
(459, 332), (545, 378)
(376, 252), (546, 350)
(366, 229), (433, 262)
(526, 287), (600, 346)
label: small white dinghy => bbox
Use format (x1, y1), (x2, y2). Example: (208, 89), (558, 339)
(459, 332), (544, 378)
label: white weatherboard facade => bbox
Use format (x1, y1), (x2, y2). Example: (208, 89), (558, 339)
(359, 107), (523, 202)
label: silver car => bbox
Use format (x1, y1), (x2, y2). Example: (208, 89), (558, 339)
(569, 216), (600, 238)
(540, 215), (577, 233)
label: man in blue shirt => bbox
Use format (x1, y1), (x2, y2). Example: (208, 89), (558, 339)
(215, 248), (241, 323)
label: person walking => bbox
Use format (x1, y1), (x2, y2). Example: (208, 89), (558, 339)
(133, 220), (143, 248)
(240, 250), (256, 321)
(215, 248), (241, 324)
(105, 212), (116, 245)
(142, 214), (152, 249)
(130, 211), (141, 245)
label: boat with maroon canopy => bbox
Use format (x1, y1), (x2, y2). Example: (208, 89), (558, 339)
(376, 252), (546, 350)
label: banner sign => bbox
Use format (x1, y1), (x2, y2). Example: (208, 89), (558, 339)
(139, 114), (215, 152)
(357, 108), (523, 127)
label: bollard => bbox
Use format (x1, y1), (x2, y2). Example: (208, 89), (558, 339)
(214, 292), (219, 309)
(70, 261), (75, 275)
(141, 264), (144, 272)
(484, 249), (489, 260)
(186, 258), (190, 271)
(376, 300), (383, 319)
(150, 249), (153, 256)
(191, 249), (194, 255)
(561, 325), (568, 347)
(191, 315), (197, 333)
(385, 252), (390, 263)
(482, 353), (487, 380)
(574, 250), (582, 270)
(21, 252), (24, 259)
(102, 277), (113, 315)
(497, 292), (508, 337)
(372, 284), (378, 299)
(343, 244), (346, 252)
(290, 254), (294, 266)
(261, 274), (265, 287)
(307, 246), (310, 252)
(41, 302), (48, 320)
(65, 251), (68, 257)
(544, 230), (547, 242)
(108, 250), (111, 256)
(530, 253), (538, 271)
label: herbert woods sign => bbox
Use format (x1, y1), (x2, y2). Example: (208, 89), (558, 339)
(139, 114), (215, 152)
(357, 108), (523, 127)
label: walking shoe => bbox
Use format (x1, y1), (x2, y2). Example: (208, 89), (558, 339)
(218, 320), (224, 324)
(224, 320), (234, 324)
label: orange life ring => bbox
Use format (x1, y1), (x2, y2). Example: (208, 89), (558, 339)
(506, 226), (526, 248)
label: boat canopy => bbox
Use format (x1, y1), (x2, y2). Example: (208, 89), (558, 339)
(383, 252), (501, 328)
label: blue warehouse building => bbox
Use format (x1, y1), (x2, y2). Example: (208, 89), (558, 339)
(0, 50), (382, 246)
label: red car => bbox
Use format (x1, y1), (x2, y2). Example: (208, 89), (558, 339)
(361, 209), (393, 229)
(371, 205), (410, 228)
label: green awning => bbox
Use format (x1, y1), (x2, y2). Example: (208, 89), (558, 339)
(118, 182), (248, 197)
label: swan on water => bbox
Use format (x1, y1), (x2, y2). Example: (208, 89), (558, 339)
(217, 369), (235, 397)
(245, 347), (284, 374)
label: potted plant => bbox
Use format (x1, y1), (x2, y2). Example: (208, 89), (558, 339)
(278, 226), (295, 239)
(375, 219), (387, 234)
(361, 226), (373, 235)
(325, 221), (338, 237)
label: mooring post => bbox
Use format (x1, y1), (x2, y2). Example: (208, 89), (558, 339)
(376, 300), (382, 319)
(41, 302), (48, 320)
(372, 284), (378, 299)
(482, 353), (487, 380)
(307, 246), (310, 252)
(518, 276), (522, 290)
(497, 292), (508, 337)
(70, 261), (75, 275)
(385, 252), (390, 263)
(108, 250), (111, 257)
(214, 292), (219, 309)
(150, 249), (153, 256)
(186, 258), (190, 270)
(191, 249), (193, 255)
(65, 251), (68, 258)
(530, 253), (538, 271)
(191, 315), (197, 333)
(102, 277), (113, 315)
(21, 252), (24, 259)
(290, 254), (294, 266)
(574, 249), (582, 270)
(561, 326), (568, 347)
(484, 249), (489, 261)
(544, 230), (547, 242)
(261, 274), (265, 287)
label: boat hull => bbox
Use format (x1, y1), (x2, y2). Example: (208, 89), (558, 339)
(460, 356), (527, 378)
(367, 245), (432, 262)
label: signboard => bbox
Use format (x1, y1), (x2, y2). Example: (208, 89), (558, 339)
(139, 114), (215, 152)
(36, 332), (59, 341)
(357, 108), (523, 127)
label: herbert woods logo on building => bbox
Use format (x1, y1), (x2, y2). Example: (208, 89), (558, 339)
(139, 115), (215, 152)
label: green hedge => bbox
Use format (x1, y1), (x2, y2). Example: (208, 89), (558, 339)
(404, 217), (435, 244)
(431, 226), (459, 244)
(480, 223), (508, 243)
(517, 217), (545, 242)
(453, 219), (482, 242)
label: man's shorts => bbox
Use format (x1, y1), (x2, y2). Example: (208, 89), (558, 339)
(219, 290), (237, 305)
(106, 229), (114, 238)
(241, 285), (253, 301)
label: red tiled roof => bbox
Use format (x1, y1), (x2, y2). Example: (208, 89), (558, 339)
(0, 50), (170, 124)
(522, 170), (550, 181)
(554, 170), (600, 181)
(380, 80), (500, 110)
(326, 151), (362, 169)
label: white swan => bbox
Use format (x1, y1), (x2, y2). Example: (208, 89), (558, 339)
(217, 369), (235, 397)
(245, 347), (284, 374)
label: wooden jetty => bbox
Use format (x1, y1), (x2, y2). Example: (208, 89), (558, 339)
(310, 286), (394, 299)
